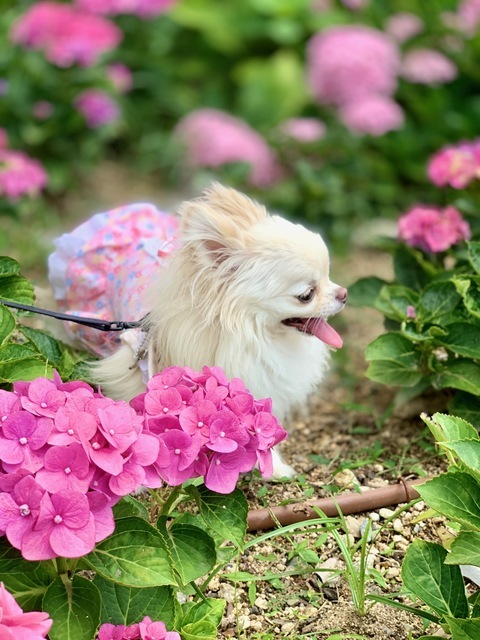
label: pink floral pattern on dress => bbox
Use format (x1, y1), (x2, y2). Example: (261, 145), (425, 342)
(48, 203), (179, 356)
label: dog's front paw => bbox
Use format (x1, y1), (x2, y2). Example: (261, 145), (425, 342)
(269, 448), (297, 480)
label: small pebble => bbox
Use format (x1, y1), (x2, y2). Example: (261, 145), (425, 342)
(281, 621), (296, 634)
(254, 596), (269, 610)
(334, 468), (358, 488)
(393, 518), (404, 533)
(379, 508), (395, 519)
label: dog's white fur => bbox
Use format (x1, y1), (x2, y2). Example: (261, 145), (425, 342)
(92, 184), (346, 477)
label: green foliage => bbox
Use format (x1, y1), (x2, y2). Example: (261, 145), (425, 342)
(350, 239), (480, 418)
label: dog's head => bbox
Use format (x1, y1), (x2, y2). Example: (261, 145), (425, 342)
(178, 183), (347, 348)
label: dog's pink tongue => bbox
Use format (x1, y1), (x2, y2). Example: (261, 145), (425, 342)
(307, 318), (343, 349)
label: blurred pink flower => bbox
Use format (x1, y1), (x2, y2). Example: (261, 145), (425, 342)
(339, 95), (404, 136)
(74, 89), (120, 128)
(75, 0), (176, 18)
(457, 0), (480, 35)
(32, 101), (54, 119)
(107, 63), (133, 93)
(401, 48), (457, 85)
(10, 2), (121, 68)
(0, 582), (52, 639)
(340, 0), (369, 9)
(0, 150), (48, 201)
(427, 141), (480, 188)
(279, 117), (326, 143)
(385, 12), (424, 43)
(306, 26), (400, 106)
(0, 128), (8, 148)
(174, 108), (281, 188)
(398, 205), (471, 253)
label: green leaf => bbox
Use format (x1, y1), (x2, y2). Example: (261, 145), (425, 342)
(365, 332), (423, 387)
(181, 597), (226, 629)
(437, 322), (480, 359)
(181, 620), (218, 640)
(467, 241), (480, 275)
(0, 305), (15, 345)
(449, 392), (480, 426)
(445, 616), (480, 639)
(374, 285), (419, 322)
(433, 359), (480, 395)
(418, 281), (461, 324)
(441, 440), (480, 484)
(163, 521), (217, 585)
(347, 276), (387, 307)
(0, 275), (35, 304)
(366, 360), (424, 387)
(446, 532), (480, 567)
(19, 326), (64, 365)
(84, 517), (175, 587)
(0, 356), (53, 383)
(452, 277), (480, 320)
(43, 576), (101, 640)
(393, 244), (434, 289)
(93, 576), (177, 627)
(113, 495), (150, 521)
(0, 256), (21, 277)
(189, 485), (248, 550)
(417, 473), (480, 530)
(0, 539), (55, 611)
(420, 413), (478, 444)
(402, 540), (469, 619)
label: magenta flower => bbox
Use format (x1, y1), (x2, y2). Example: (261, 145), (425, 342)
(174, 108), (281, 188)
(96, 616), (180, 640)
(22, 489), (95, 560)
(207, 410), (249, 453)
(35, 443), (92, 493)
(385, 12), (424, 43)
(0, 412), (51, 472)
(427, 141), (480, 189)
(11, 2), (121, 68)
(156, 430), (201, 485)
(406, 305), (417, 319)
(0, 475), (44, 550)
(306, 26), (400, 106)
(179, 399), (216, 442)
(98, 623), (127, 640)
(107, 63), (133, 93)
(0, 390), (20, 424)
(0, 149), (48, 202)
(398, 205), (471, 253)
(339, 95), (404, 136)
(75, 0), (177, 19)
(457, 0), (480, 35)
(0, 583), (52, 639)
(74, 89), (120, 128)
(278, 117), (326, 143)
(205, 448), (253, 494)
(20, 377), (66, 418)
(139, 617), (180, 640)
(401, 49), (457, 85)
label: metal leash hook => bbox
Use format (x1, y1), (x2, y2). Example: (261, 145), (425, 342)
(0, 298), (148, 332)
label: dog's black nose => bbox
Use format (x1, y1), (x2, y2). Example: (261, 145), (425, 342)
(336, 287), (348, 303)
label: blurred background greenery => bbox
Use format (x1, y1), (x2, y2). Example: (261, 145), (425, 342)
(1, 0), (480, 274)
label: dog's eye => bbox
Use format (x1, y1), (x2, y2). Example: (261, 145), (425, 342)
(296, 288), (315, 303)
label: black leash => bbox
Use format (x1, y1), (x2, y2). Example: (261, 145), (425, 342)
(0, 299), (147, 332)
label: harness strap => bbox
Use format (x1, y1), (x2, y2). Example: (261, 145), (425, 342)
(0, 299), (147, 332)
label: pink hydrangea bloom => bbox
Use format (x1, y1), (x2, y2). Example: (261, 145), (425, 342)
(0, 149), (48, 201)
(97, 616), (180, 640)
(398, 205), (471, 253)
(279, 117), (326, 143)
(75, 0), (176, 19)
(339, 95), (404, 136)
(401, 48), (457, 85)
(457, 0), (480, 35)
(107, 63), (133, 93)
(385, 12), (424, 43)
(174, 108), (281, 188)
(306, 26), (400, 106)
(0, 582), (52, 639)
(427, 140), (480, 188)
(74, 89), (120, 128)
(10, 2), (121, 68)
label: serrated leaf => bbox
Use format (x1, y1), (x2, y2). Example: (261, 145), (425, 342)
(417, 473), (480, 530)
(0, 256), (21, 276)
(93, 576), (177, 627)
(421, 413), (478, 444)
(19, 326), (64, 365)
(84, 517), (175, 587)
(448, 392), (480, 426)
(366, 360), (423, 387)
(0, 538), (55, 610)
(113, 495), (150, 521)
(402, 540), (469, 619)
(181, 620), (218, 640)
(43, 575), (101, 640)
(445, 532), (480, 567)
(467, 241), (480, 274)
(445, 616), (480, 639)
(441, 440), (480, 484)
(374, 285), (419, 322)
(190, 485), (248, 550)
(162, 521), (217, 585)
(418, 281), (461, 324)
(181, 597), (226, 629)
(437, 322), (480, 359)
(0, 305), (15, 345)
(0, 357), (53, 383)
(434, 359), (480, 395)
(347, 276), (387, 308)
(0, 274), (34, 304)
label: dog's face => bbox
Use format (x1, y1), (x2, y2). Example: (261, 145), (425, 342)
(179, 184), (347, 347)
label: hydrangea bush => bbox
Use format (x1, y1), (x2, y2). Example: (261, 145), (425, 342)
(349, 138), (480, 421)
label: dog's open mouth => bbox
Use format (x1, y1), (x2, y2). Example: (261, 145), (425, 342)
(282, 317), (343, 348)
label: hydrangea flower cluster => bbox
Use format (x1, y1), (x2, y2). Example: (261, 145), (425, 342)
(0, 148), (48, 202)
(385, 12), (424, 43)
(0, 373), (153, 560)
(278, 117), (326, 143)
(136, 366), (287, 494)
(427, 139), (480, 189)
(0, 582), (52, 639)
(10, 1), (121, 68)
(74, 89), (121, 128)
(97, 617), (180, 640)
(401, 48), (457, 86)
(174, 108), (281, 188)
(398, 205), (471, 253)
(75, 0), (177, 19)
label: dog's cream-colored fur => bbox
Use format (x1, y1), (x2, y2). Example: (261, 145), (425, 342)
(92, 184), (346, 477)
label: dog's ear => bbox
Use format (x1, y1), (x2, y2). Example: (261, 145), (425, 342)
(178, 183), (267, 264)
